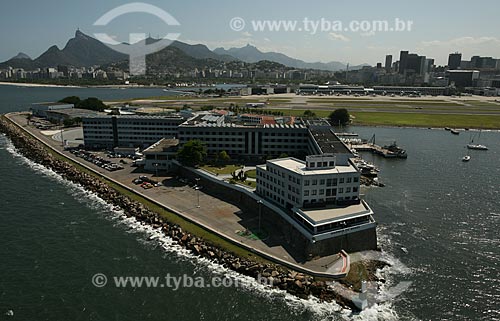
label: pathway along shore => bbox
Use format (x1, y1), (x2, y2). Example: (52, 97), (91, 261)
(0, 114), (387, 310)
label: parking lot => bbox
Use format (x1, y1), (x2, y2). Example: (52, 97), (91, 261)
(68, 148), (125, 172)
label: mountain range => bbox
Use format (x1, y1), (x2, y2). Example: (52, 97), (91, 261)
(0, 30), (368, 72)
(214, 44), (367, 71)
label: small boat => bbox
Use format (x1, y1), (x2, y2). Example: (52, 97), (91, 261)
(467, 130), (488, 150)
(451, 129), (460, 135)
(462, 155), (471, 162)
(444, 127), (451, 131)
(467, 144), (488, 150)
(383, 141), (408, 159)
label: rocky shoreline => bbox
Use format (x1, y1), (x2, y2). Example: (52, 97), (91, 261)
(0, 115), (388, 311)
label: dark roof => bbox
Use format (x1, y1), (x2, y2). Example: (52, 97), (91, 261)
(310, 127), (352, 155)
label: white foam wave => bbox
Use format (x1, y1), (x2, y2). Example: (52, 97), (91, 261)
(2, 136), (405, 320)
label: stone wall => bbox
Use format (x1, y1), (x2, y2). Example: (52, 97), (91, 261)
(307, 228), (378, 257)
(0, 115), (361, 310)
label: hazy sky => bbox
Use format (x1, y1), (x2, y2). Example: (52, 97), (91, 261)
(1, 0), (500, 65)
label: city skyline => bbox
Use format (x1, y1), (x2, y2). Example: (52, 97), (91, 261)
(1, 0), (500, 65)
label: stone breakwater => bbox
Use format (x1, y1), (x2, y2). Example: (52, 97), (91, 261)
(0, 116), (364, 309)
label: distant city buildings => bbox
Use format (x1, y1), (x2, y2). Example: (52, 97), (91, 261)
(2, 48), (499, 96)
(447, 70), (480, 87)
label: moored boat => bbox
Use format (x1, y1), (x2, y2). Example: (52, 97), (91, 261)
(383, 141), (408, 158)
(467, 144), (488, 150)
(467, 130), (488, 150)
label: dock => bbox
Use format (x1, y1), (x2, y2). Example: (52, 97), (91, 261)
(348, 134), (407, 159)
(349, 143), (407, 159)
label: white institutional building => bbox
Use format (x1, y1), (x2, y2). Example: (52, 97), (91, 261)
(256, 154), (376, 245)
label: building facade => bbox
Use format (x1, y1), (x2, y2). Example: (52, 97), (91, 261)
(256, 155), (376, 247)
(82, 115), (185, 149)
(178, 123), (312, 158)
(143, 138), (179, 173)
(31, 103), (74, 118)
(256, 155), (361, 210)
(448, 52), (462, 70)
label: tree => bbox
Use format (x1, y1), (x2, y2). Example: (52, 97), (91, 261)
(59, 96), (81, 105)
(63, 118), (75, 127)
(58, 96), (106, 111)
(77, 97), (107, 112)
(176, 140), (207, 166)
(329, 109), (350, 126)
(73, 117), (82, 125)
(303, 110), (316, 117)
(218, 150), (230, 163)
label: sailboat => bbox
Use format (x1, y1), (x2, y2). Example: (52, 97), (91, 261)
(467, 130), (488, 150)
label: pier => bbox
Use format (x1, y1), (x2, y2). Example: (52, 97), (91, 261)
(348, 134), (408, 159)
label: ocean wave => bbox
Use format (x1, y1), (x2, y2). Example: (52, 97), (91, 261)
(1, 136), (408, 320)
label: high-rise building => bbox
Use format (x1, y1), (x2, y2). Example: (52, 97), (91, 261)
(448, 52), (462, 70)
(399, 51), (409, 74)
(425, 58), (435, 73)
(385, 55), (393, 72)
(470, 56), (496, 69)
(406, 54), (426, 75)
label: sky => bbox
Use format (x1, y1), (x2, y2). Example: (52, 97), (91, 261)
(1, 0), (500, 65)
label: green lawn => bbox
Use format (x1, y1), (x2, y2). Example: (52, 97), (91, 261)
(308, 99), (463, 107)
(351, 111), (500, 129)
(266, 108), (500, 129)
(201, 164), (243, 175)
(245, 169), (257, 178)
(268, 108), (332, 117)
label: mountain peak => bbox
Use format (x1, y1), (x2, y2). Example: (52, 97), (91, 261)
(46, 45), (61, 52)
(11, 52), (31, 60)
(75, 29), (87, 39)
(244, 43), (258, 50)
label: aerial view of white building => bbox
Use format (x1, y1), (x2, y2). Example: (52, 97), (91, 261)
(256, 154), (376, 249)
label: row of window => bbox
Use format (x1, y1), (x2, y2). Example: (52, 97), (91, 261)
(309, 161), (334, 168)
(117, 126), (179, 130)
(83, 121), (181, 126)
(179, 131), (308, 137)
(303, 187), (358, 197)
(118, 121), (182, 126)
(304, 177), (358, 186)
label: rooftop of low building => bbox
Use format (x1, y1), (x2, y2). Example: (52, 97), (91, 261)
(259, 157), (357, 175)
(297, 200), (373, 226)
(45, 108), (99, 116)
(143, 138), (179, 153)
(32, 102), (74, 107)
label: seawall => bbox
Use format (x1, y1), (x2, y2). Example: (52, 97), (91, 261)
(0, 114), (361, 309)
